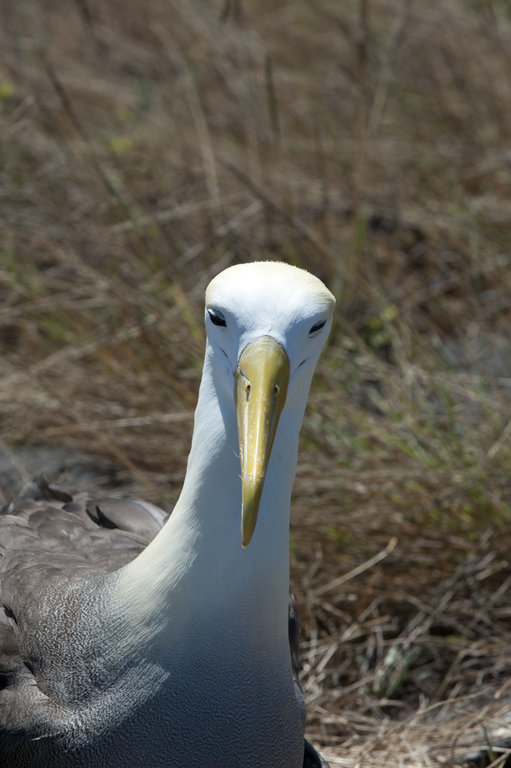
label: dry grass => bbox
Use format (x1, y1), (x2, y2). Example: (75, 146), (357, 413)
(2, 0), (511, 764)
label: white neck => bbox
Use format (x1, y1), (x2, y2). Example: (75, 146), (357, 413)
(114, 342), (312, 657)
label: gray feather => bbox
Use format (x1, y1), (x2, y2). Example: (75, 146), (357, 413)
(0, 478), (329, 767)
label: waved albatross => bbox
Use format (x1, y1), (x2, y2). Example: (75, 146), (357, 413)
(0, 261), (335, 768)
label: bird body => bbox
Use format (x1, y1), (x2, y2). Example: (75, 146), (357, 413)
(0, 262), (335, 767)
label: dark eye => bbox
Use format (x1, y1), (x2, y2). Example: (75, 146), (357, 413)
(208, 308), (227, 327)
(309, 320), (326, 335)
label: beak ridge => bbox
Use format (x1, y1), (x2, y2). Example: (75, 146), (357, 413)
(235, 336), (290, 547)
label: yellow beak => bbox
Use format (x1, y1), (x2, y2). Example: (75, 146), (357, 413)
(235, 336), (290, 548)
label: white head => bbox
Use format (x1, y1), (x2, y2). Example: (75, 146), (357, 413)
(204, 261), (335, 546)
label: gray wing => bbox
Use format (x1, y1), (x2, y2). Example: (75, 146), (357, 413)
(0, 476), (169, 755)
(304, 740), (330, 768)
(0, 476), (168, 606)
(289, 589), (331, 768)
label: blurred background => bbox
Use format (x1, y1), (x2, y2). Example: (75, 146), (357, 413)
(1, 1), (511, 764)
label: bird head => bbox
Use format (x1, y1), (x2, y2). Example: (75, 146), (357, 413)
(205, 262), (335, 548)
